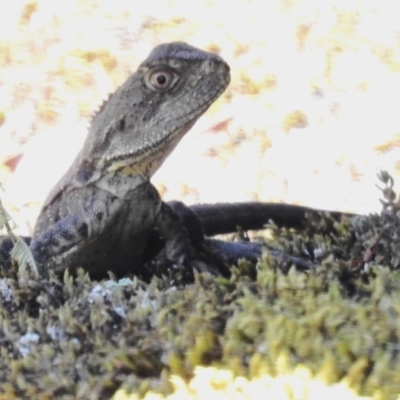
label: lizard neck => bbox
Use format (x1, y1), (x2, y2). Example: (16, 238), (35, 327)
(95, 166), (150, 198)
(93, 121), (193, 199)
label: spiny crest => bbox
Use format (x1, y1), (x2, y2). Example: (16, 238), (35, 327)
(89, 92), (114, 125)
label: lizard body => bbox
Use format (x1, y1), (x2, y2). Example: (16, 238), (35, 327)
(30, 42), (230, 279)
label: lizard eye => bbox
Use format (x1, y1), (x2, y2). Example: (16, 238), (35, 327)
(145, 69), (177, 91)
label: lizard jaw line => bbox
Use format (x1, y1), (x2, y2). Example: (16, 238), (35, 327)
(104, 84), (226, 175)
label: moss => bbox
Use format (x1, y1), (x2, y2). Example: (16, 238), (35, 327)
(0, 172), (400, 398)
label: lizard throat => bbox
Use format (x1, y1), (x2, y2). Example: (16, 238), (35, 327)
(96, 119), (196, 198)
(104, 116), (198, 176)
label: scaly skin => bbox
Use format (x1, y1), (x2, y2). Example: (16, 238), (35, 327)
(30, 42), (230, 279)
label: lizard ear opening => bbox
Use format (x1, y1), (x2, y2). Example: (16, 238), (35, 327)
(144, 67), (179, 92)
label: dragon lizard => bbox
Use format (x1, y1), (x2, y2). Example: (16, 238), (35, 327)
(1, 42), (353, 280)
(27, 42), (232, 279)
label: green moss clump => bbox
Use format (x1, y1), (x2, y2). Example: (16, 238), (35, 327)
(0, 172), (400, 398)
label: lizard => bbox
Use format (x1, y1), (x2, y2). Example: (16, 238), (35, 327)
(0, 42), (355, 280)
(26, 42), (232, 280)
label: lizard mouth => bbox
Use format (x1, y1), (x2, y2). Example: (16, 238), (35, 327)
(104, 97), (217, 178)
(105, 62), (230, 176)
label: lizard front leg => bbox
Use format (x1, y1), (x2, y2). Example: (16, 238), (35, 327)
(30, 214), (89, 271)
(30, 187), (124, 276)
(168, 201), (311, 271)
(154, 201), (192, 266)
(153, 202), (232, 279)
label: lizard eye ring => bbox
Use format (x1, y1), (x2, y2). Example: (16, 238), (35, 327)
(144, 68), (178, 92)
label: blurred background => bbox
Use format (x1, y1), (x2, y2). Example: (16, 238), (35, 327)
(1, 0), (400, 235)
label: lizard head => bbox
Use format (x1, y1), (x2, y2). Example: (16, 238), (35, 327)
(75, 42), (230, 186)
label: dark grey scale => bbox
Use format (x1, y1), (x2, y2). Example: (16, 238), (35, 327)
(139, 213), (148, 225)
(76, 223), (88, 238)
(44, 233), (60, 248)
(76, 160), (95, 183)
(53, 206), (62, 223)
(103, 200), (110, 216)
(117, 117), (126, 131)
(59, 228), (75, 242)
(95, 212), (104, 222)
(108, 176), (117, 187)
(84, 190), (97, 213)
(146, 189), (157, 202)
